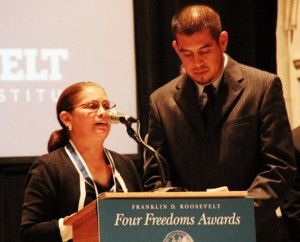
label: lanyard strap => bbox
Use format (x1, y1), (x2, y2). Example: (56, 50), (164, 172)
(104, 149), (128, 193)
(65, 140), (99, 197)
(65, 140), (128, 195)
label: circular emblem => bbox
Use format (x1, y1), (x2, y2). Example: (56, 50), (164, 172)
(163, 230), (194, 242)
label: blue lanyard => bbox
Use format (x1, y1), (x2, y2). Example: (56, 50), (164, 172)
(65, 140), (127, 193)
(65, 141), (98, 194)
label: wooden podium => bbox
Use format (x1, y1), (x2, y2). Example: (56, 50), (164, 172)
(64, 198), (99, 242)
(64, 191), (255, 242)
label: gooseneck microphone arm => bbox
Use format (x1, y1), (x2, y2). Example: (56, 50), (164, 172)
(125, 121), (168, 188)
(107, 109), (188, 191)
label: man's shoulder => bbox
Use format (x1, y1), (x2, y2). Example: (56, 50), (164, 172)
(240, 63), (276, 78)
(225, 55), (279, 89)
(227, 55), (277, 79)
(152, 74), (185, 96)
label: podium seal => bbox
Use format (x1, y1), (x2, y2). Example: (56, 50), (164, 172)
(163, 230), (194, 242)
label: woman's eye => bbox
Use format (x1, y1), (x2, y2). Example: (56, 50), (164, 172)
(88, 103), (99, 110)
(102, 103), (110, 110)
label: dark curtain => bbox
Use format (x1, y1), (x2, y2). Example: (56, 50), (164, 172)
(0, 0), (277, 241)
(0, 158), (33, 242)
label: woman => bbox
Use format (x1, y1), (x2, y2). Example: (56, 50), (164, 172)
(20, 82), (143, 242)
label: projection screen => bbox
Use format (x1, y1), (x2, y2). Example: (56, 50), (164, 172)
(0, 0), (138, 157)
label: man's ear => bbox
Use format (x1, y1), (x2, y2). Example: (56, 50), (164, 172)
(219, 31), (228, 52)
(172, 40), (180, 56)
(59, 111), (71, 128)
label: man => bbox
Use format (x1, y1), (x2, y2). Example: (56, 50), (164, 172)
(143, 4), (296, 241)
(281, 126), (300, 242)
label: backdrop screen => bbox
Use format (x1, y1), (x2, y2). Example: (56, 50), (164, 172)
(0, 0), (138, 157)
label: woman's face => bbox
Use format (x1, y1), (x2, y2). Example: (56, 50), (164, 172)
(62, 86), (112, 144)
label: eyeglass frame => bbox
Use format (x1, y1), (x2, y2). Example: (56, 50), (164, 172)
(67, 100), (116, 112)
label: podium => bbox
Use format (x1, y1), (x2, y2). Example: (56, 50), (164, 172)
(64, 191), (256, 242)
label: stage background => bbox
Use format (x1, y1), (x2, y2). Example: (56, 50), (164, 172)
(0, 0), (138, 157)
(1, 0), (285, 241)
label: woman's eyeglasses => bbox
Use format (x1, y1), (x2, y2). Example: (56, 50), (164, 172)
(70, 100), (116, 112)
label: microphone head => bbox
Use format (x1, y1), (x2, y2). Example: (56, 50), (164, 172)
(107, 109), (120, 124)
(107, 109), (137, 125)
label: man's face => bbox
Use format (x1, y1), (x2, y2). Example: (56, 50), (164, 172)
(173, 29), (228, 85)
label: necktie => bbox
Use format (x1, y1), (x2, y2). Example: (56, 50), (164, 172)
(202, 84), (215, 128)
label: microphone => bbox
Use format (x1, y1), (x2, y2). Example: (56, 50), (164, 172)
(107, 109), (137, 124)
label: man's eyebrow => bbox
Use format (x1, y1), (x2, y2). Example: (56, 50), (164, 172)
(178, 48), (191, 52)
(179, 44), (213, 52)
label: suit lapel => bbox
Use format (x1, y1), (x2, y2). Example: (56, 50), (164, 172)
(174, 76), (206, 135)
(174, 57), (245, 134)
(208, 57), (245, 131)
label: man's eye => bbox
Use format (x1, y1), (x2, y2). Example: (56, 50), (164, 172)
(183, 52), (192, 57)
(199, 48), (209, 54)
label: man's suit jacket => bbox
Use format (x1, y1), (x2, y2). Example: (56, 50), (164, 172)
(281, 126), (300, 241)
(144, 55), (296, 241)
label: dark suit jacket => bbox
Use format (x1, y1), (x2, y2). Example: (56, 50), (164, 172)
(281, 126), (300, 242)
(20, 147), (143, 242)
(144, 55), (296, 241)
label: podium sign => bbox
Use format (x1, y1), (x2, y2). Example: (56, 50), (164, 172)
(97, 195), (255, 242)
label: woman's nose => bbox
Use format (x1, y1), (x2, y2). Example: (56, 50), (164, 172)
(97, 106), (107, 116)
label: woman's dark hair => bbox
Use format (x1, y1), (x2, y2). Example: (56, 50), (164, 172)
(171, 4), (222, 43)
(47, 82), (103, 152)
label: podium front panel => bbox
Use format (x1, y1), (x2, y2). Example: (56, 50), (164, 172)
(97, 197), (255, 242)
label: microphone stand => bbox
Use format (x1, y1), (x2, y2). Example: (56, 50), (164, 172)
(124, 120), (188, 192)
(125, 121), (168, 188)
